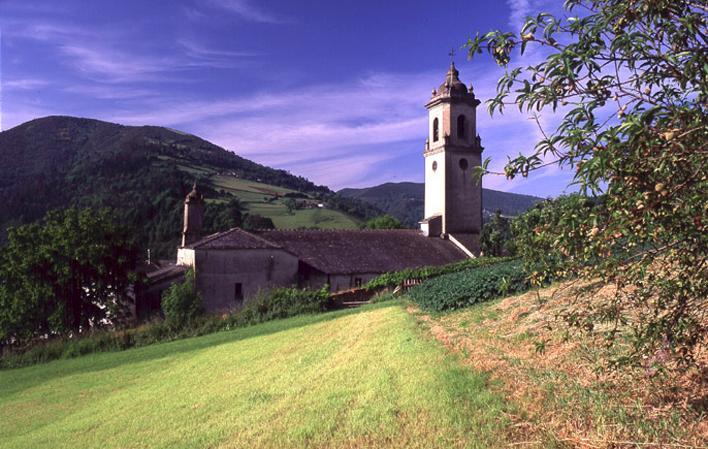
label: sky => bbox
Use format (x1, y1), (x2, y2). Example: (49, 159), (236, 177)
(0, 0), (575, 197)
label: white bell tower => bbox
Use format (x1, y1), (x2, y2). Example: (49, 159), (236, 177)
(420, 61), (483, 257)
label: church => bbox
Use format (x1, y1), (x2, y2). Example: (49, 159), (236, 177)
(145, 62), (484, 314)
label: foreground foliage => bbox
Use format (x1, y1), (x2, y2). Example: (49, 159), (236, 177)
(0, 304), (509, 449)
(466, 0), (707, 367)
(409, 260), (529, 312)
(0, 208), (137, 345)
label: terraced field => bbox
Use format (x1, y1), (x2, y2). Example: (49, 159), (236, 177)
(159, 156), (362, 229)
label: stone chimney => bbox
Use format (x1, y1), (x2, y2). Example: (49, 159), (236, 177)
(182, 181), (204, 247)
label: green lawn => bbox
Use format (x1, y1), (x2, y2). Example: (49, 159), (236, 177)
(0, 303), (508, 449)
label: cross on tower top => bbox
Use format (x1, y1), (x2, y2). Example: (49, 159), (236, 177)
(448, 48), (456, 63)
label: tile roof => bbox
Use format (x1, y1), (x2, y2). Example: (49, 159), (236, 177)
(145, 264), (187, 283)
(254, 229), (469, 274)
(184, 228), (280, 250)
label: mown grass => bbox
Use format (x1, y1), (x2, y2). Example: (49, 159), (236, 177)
(0, 302), (509, 449)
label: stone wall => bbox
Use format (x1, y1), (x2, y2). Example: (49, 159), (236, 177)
(193, 248), (299, 313)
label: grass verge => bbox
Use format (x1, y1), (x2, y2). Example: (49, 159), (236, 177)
(408, 283), (707, 448)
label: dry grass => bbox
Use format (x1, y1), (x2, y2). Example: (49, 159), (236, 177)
(408, 281), (707, 449)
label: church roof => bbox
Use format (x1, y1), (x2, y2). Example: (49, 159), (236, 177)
(185, 228), (280, 250)
(254, 229), (469, 275)
(183, 227), (471, 274)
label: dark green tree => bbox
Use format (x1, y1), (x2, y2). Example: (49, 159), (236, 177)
(242, 214), (276, 231)
(283, 198), (297, 215)
(161, 269), (202, 328)
(365, 214), (403, 230)
(0, 208), (138, 344)
(203, 199), (244, 234)
(481, 210), (515, 257)
(466, 0), (707, 367)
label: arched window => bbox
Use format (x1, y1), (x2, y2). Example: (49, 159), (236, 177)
(433, 118), (439, 142)
(457, 115), (466, 139)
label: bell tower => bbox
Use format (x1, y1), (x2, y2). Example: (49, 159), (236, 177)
(420, 62), (483, 256)
(182, 182), (204, 247)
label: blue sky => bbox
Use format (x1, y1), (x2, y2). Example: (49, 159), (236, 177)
(0, 0), (574, 196)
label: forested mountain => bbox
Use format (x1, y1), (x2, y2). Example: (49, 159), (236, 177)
(338, 182), (543, 227)
(0, 116), (380, 257)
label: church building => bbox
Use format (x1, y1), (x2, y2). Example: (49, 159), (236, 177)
(148, 63), (485, 314)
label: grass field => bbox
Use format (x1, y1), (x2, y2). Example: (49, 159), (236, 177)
(0, 303), (509, 449)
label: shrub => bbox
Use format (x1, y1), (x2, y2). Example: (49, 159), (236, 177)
(161, 269), (203, 328)
(0, 285), (333, 369)
(409, 260), (529, 312)
(481, 210), (516, 257)
(365, 256), (512, 291)
(365, 214), (403, 230)
(240, 286), (331, 322)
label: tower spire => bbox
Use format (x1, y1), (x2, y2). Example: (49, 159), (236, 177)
(420, 63), (483, 256)
(182, 180), (205, 247)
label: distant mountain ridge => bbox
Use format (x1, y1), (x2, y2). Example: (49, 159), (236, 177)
(338, 182), (543, 227)
(0, 116), (379, 256)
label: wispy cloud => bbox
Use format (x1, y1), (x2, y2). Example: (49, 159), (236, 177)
(59, 45), (178, 82)
(3, 78), (51, 90)
(4, 20), (257, 83)
(177, 39), (261, 69)
(206, 0), (291, 24)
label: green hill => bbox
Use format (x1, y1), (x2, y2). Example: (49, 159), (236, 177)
(0, 116), (380, 257)
(338, 182), (543, 227)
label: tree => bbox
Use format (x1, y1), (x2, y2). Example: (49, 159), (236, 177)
(365, 214), (403, 230)
(242, 214), (276, 231)
(204, 198), (243, 233)
(283, 198), (297, 215)
(0, 208), (138, 344)
(481, 210), (515, 257)
(161, 269), (202, 328)
(466, 0), (707, 368)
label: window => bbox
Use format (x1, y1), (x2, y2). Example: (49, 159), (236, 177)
(432, 161), (438, 171)
(433, 118), (439, 142)
(457, 115), (466, 138)
(459, 158), (469, 170)
(234, 283), (243, 303)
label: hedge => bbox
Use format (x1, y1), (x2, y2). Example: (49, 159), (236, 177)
(0, 286), (331, 369)
(364, 256), (513, 291)
(409, 260), (529, 312)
